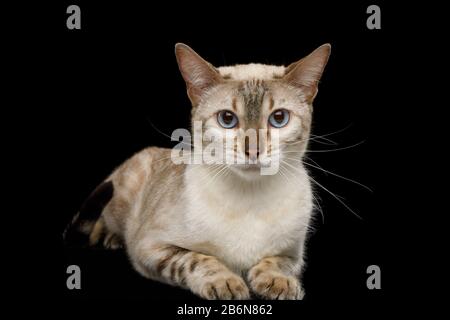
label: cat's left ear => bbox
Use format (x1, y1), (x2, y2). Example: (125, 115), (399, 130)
(283, 43), (331, 103)
(175, 43), (222, 107)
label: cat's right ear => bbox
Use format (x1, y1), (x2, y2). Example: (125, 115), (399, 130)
(283, 44), (331, 103)
(175, 43), (222, 107)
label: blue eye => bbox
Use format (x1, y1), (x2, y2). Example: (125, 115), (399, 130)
(269, 109), (289, 128)
(217, 110), (238, 128)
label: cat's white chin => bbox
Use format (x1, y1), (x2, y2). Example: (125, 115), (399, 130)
(229, 164), (268, 180)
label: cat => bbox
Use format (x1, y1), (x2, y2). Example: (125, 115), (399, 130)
(64, 43), (331, 300)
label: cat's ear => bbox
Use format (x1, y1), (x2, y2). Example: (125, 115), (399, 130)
(175, 43), (222, 106)
(283, 44), (331, 102)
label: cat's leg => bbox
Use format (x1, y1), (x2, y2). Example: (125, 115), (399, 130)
(131, 243), (250, 300)
(247, 255), (304, 300)
(86, 217), (124, 249)
(103, 232), (124, 249)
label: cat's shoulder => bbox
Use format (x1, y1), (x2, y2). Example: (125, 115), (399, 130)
(127, 146), (171, 159)
(140, 146), (172, 159)
(119, 147), (172, 170)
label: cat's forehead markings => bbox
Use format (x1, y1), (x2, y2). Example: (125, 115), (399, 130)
(217, 64), (286, 81)
(232, 97), (237, 111)
(238, 79), (267, 123)
(269, 96), (275, 110)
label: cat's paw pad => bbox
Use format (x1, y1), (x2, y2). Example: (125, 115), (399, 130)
(200, 275), (250, 300)
(250, 273), (303, 300)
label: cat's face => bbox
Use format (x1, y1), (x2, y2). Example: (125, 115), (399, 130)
(175, 44), (330, 179)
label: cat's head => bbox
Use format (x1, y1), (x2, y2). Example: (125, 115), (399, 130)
(175, 43), (330, 179)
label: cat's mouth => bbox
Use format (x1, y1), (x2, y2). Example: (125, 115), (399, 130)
(237, 164), (261, 171)
(233, 160), (272, 170)
(228, 155), (280, 177)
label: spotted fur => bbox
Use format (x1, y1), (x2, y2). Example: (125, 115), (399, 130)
(65, 43), (331, 300)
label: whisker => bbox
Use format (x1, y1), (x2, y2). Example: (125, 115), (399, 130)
(309, 134), (338, 146)
(311, 192), (324, 225)
(284, 123), (353, 147)
(146, 118), (195, 147)
(178, 164), (225, 203)
(280, 140), (366, 154)
(304, 157), (327, 174)
(283, 157), (372, 192)
(312, 123), (353, 139)
(306, 140), (366, 153)
(303, 161), (372, 192)
(281, 160), (362, 220)
(279, 164), (325, 224)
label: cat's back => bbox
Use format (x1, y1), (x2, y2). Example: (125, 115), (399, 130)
(109, 146), (173, 187)
(105, 146), (185, 235)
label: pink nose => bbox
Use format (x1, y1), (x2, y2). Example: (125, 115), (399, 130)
(244, 135), (260, 162)
(245, 148), (259, 162)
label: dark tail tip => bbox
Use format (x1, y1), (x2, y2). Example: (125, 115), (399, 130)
(63, 181), (114, 247)
(62, 214), (90, 247)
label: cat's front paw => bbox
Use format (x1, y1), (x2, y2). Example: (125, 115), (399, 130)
(249, 272), (304, 300)
(199, 274), (250, 300)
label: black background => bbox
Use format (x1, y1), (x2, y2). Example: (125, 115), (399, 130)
(27, 0), (431, 316)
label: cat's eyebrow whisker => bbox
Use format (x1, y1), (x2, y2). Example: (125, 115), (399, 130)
(281, 160), (362, 220)
(146, 118), (195, 147)
(283, 156), (373, 192)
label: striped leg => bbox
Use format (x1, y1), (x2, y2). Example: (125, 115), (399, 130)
(247, 256), (304, 300)
(134, 244), (250, 300)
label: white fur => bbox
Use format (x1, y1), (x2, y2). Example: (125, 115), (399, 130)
(93, 43), (331, 299)
(218, 64), (286, 80)
(164, 164), (313, 274)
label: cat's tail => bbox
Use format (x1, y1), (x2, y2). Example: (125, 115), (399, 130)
(63, 181), (114, 247)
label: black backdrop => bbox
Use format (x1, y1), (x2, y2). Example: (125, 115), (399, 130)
(33, 0), (422, 315)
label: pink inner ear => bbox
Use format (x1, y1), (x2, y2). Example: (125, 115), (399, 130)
(175, 44), (223, 106)
(283, 44), (331, 102)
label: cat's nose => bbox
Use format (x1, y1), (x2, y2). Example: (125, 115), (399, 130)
(245, 144), (259, 162)
(245, 147), (259, 162)
(245, 136), (260, 162)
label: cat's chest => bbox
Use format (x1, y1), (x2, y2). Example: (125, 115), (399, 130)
(183, 181), (311, 271)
